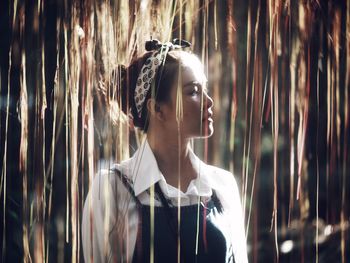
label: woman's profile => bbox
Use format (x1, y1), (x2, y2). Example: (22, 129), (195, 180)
(82, 39), (248, 263)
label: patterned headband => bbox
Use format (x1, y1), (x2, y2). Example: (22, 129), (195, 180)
(134, 39), (191, 117)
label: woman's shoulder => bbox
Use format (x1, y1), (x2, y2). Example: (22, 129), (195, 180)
(203, 164), (239, 190)
(89, 167), (119, 189)
(86, 160), (134, 201)
(203, 164), (244, 219)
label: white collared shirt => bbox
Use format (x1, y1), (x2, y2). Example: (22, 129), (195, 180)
(82, 140), (248, 263)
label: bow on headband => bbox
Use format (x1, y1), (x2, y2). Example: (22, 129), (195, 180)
(145, 38), (191, 51)
(134, 39), (191, 117)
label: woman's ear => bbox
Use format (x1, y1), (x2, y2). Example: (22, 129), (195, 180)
(146, 99), (164, 121)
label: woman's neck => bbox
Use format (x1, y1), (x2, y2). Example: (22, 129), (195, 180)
(147, 133), (197, 192)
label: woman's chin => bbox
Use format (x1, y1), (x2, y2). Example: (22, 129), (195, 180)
(205, 127), (214, 138)
(196, 123), (214, 138)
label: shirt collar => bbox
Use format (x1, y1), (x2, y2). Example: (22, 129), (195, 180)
(119, 139), (212, 197)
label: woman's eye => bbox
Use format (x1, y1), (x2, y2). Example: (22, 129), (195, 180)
(190, 86), (200, 96)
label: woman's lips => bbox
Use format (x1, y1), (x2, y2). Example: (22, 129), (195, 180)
(202, 114), (213, 122)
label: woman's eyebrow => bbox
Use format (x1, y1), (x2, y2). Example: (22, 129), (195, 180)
(183, 80), (208, 87)
(183, 80), (201, 87)
(183, 81), (209, 93)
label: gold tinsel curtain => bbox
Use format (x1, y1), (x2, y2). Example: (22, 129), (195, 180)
(0, 0), (349, 262)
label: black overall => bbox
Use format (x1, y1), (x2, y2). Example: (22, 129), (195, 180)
(116, 170), (235, 263)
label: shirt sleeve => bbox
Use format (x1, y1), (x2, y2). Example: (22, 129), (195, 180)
(212, 168), (248, 263)
(229, 173), (248, 263)
(81, 170), (126, 262)
(81, 170), (112, 262)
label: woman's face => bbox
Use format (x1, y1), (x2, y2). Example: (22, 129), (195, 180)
(162, 53), (214, 138)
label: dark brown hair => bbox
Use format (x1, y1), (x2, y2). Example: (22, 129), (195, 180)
(119, 50), (185, 132)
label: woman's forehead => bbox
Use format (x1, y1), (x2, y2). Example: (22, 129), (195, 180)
(181, 68), (207, 85)
(179, 54), (207, 83)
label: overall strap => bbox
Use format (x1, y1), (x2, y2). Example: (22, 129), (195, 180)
(111, 168), (143, 262)
(211, 190), (224, 213)
(112, 168), (142, 207)
(154, 183), (177, 234)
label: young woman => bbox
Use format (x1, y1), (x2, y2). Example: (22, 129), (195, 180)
(82, 39), (248, 263)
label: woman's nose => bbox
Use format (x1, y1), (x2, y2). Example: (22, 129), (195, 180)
(204, 92), (213, 109)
